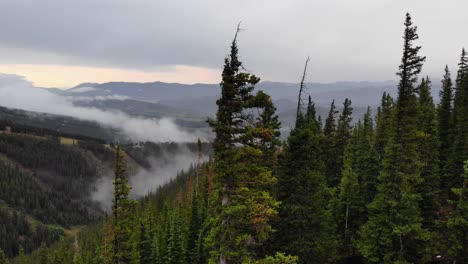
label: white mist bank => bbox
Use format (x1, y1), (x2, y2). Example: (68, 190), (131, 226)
(0, 74), (201, 142)
(91, 147), (202, 211)
(0, 74), (207, 210)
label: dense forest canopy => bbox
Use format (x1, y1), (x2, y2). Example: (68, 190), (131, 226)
(0, 13), (467, 264)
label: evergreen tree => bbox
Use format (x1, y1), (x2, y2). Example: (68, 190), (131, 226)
(358, 13), (430, 263)
(446, 161), (468, 263)
(17, 246), (27, 264)
(37, 243), (49, 264)
(455, 48), (468, 88)
(324, 100), (338, 136)
(205, 26), (281, 263)
(111, 146), (137, 264)
(274, 93), (338, 263)
(186, 187), (199, 261)
(438, 66), (455, 199)
(447, 49), (468, 199)
(331, 98), (354, 187)
(102, 214), (112, 264)
(416, 77), (440, 230)
(338, 108), (379, 260)
(375, 92), (394, 166)
(323, 99), (339, 187)
(138, 222), (151, 264)
(0, 249), (7, 264)
(165, 209), (185, 264)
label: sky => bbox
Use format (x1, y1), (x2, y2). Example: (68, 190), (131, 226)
(0, 0), (466, 88)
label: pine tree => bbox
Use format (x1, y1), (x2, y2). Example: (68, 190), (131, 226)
(416, 77), (440, 230)
(165, 209), (185, 264)
(455, 48), (468, 88)
(111, 145), (137, 264)
(338, 108), (379, 260)
(0, 249), (7, 264)
(324, 100), (338, 137)
(446, 161), (468, 263)
(447, 49), (468, 199)
(37, 243), (49, 264)
(323, 99), (339, 187)
(331, 98), (354, 187)
(438, 66), (455, 200)
(102, 214), (112, 264)
(187, 185), (202, 263)
(205, 25), (280, 263)
(274, 93), (338, 263)
(138, 222), (151, 264)
(358, 13), (430, 263)
(375, 92), (394, 166)
(17, 246), (27, 264)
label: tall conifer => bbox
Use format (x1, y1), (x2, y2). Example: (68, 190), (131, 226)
(358, 13), (430, 263)
(438, 66), (454, 199)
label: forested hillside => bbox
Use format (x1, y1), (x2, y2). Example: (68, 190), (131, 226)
(1, 13), (467, 264)
(0, 122), (210, 261)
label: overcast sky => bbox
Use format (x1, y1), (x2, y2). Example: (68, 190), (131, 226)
(0, 0), (466, 88)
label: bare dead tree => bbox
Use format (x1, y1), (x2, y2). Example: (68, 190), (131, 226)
(296, 57), (310, 122)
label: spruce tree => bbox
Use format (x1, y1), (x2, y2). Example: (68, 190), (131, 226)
(111, 145), (137, 264)
(18, 246), (27, 264)
(187, 185), (202, 263)
(323, 99), (339, 187)
(358, 13), (430, 263)
(37, 243), (49, 264)
(446, 161), (468, 263)
(0, 249), (7, 264)
(338, 108), (379, 260)
(274, 93), (338, 263)
(416, 77), (440, 230)
(438, 66), (455, 199)
(447, 49), (468, 199)
(205, 26), (281, 263)
(102, 214), (112, 264)
(165, 209), (185, 264)
(331, 98), (354, 187)
(138, 222), (151, 264)
(375, 92), (394, 166)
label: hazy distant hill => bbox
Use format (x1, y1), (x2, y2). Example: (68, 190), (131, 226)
(41, 79), (444, 138)
(50, 80), (443, 131)
(54, 80), (415, 109)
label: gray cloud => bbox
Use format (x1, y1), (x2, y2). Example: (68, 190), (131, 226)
(0, 0), (467, 82)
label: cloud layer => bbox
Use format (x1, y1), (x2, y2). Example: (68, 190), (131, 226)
(0, 74), (201, 142)
(0, 0), (467, 85)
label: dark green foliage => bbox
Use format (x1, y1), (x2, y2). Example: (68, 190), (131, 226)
(274, 94), (338, 263)
(138, 222), (152, 264)
(323, 99), (339, 187)
(375, 92), (394, 165)
(0, 155), (95, 227)
(358, 13), (431, 263)
(0, 205), (62, 258)
(438, 66), (455, 199)
(205, 27), (281, 263)
(331, 98), (354, 187)
(0, 134), (99, 207)
(446, 49), (468, 199)
(445, 161), (468, 263)
(416, 77), (440, 230)
(338, 108), (379, 259)
(0, 249), (8, 264)
(111, 145), (137, 264)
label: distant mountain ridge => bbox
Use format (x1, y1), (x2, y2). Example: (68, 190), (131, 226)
(53, 80), (440, 108)
(46, 79), (442, 133)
